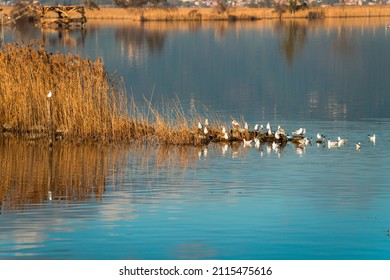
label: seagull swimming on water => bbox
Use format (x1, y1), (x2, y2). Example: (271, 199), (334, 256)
(337, 136), (347, 146)
(328, 139), (338, 148)
(356, 142), (361, 150)
(368, 134), (376, 143)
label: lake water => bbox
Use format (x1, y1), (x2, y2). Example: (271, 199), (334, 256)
(1, 18), (390, 260)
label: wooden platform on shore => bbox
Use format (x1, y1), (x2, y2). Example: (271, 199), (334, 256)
(36, 6), (86, 28)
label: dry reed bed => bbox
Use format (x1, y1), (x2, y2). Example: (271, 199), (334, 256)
(0, 42), (223, 146)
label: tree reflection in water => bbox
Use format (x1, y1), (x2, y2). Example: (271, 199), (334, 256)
(276, 20), (307, 67)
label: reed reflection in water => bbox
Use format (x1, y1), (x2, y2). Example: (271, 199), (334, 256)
(0, 139), (129, 213)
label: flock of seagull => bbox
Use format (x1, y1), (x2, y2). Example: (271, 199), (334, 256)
(196, 119), (376, 153)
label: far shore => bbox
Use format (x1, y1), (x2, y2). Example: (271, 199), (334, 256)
(2, 5), (390, 21)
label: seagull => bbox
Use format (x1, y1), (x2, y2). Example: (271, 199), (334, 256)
(203, 126), (208, 135)
(232, 119), (239, 127)
(266, 122), (271, 131)
(316, 133), (326, 144)
(317, 133), (325, 141)
(368, 134), (376, 143)
(244, 122), (249, 130)
(198, 122), (202, 129)
(205, 119), (209, 126)
(298, 137), (311, 146)
(292, 128), (303, 136)
(221, 126), (226, 134)
(328, 139), (338, 148)
(337, 136), (347, 146)
(47, 90), (52, 98)
(254, 124), (259, 131)
(356, 142), (361, 150)
(277, 125), (286, 136)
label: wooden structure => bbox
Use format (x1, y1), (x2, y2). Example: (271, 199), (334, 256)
(36, 6), (87, 29)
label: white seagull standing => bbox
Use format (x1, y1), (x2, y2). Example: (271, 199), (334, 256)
(47, 90), (52, 98)
(292, 128), (303, 136)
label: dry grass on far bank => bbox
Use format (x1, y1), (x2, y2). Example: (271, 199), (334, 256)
(85, 6), (390, 21)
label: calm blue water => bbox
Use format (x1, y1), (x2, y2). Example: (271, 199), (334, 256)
(1, 19), (390, 259)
